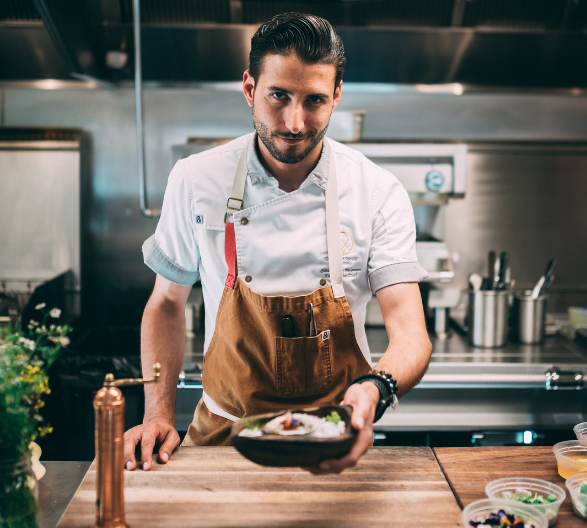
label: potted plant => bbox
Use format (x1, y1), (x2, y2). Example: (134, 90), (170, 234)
(0, 304), (72, 528)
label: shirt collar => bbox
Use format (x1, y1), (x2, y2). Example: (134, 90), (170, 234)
(245, 133), (330, 191)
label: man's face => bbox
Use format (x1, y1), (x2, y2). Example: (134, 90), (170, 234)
(243, 54), (342, 164)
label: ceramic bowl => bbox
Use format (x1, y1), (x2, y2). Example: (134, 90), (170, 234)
(231, 405), (356, 467)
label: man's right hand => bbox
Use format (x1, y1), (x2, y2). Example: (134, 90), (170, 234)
(123, 421), (180, 471)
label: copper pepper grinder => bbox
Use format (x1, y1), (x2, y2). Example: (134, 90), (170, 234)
(93, 363), (160, 528)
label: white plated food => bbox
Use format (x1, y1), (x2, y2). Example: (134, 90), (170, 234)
(238, 411), (346, 439)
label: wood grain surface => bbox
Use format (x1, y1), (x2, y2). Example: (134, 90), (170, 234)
(434, 446), (583, 527)
(58, 446), (463, 528)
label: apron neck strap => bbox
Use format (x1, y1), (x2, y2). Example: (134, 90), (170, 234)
(325, 148), (345, 299)
(224, 142), (248, 223)
(224, 139), (345, 298)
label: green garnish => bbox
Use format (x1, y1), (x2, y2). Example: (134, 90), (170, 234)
(325, 411), (341, 425)
(242, 419), (263, 430)
(513, 492), (556, 504)
(581, 483), (587, 495)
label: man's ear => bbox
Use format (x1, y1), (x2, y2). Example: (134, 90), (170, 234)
(332, 80), (342, 110)
(243, 70), (255, 108)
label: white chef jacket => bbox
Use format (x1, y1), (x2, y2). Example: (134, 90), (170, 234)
(143, 133), (427, 363)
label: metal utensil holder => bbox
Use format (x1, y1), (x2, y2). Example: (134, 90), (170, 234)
(468, 290), (509, 348)
(513, 290), (547, 344)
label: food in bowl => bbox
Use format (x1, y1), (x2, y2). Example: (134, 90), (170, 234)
(468, 509), (537, 528)
(565, 473), (587, 519)
(552, 441), (587, 479)
(485, 478), (565, 526)
(462, 499), (548, 528)
(238, 410), (345, 438)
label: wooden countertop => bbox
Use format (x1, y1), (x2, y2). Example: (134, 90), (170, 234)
(435, 446), (582, 527)
(58, 446), (463, 528)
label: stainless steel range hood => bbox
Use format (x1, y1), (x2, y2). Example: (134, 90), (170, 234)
(1, 0), (587, 87)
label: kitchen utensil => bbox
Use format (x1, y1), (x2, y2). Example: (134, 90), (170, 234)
(307, 303), (317, 337)
(485, 478), (565, 527)
(481, 250), (497, 290)
(462, 499), (548, 528)
(495, 251), (509, 290)
(468, 290), (509, 348)
(532, 259), (556, 299)
(513, 290), (547, 344)
(281, 315), (296, 338)
(231, 405), (356, 467)
(93, 363), (160, 528)
(469, 273), (483, 292)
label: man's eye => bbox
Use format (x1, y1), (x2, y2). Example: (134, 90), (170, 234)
(271, 92), (286, 100)
(309, 96), (325, 104)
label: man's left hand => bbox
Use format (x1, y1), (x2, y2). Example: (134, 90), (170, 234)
(305, 381), (379, 475)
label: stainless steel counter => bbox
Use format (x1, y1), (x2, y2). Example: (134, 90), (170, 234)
(176, 330), (587, 433)
(38, 461), (91, 528)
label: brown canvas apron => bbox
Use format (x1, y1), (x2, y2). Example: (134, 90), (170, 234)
(182, 142), (371, 446)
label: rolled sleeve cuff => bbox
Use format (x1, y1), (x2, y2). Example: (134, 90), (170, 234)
(369, 262), (429, 293)
(142, 236), (199, 286)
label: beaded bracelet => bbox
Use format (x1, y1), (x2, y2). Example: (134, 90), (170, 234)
(348, 370), (398, 423)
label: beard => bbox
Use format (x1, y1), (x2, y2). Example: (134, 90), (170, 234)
(253, 113), (329, 165)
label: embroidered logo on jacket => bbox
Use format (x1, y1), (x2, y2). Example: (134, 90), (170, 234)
(195, 214), (204, 225)
(341, 232), (353, 255)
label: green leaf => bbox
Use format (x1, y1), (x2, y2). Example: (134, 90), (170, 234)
(325, 411), (341, 425)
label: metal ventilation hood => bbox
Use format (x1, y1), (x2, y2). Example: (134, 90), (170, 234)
(1, 0), (587, 88)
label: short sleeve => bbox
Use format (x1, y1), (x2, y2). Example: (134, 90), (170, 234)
(142, 160), (200, 286)
(368, 174), (428, 293)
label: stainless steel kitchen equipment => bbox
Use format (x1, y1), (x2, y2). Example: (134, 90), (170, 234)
(0, 128), (84, 322)
(348, 142), (467, 326)
(468, 289), (509, 348)
(514, 290), (547, 345)
(8, 1), (587, 87)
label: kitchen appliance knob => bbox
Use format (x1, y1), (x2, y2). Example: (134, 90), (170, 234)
(425, 170), (445, 192)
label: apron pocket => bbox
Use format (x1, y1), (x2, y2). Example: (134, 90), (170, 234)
(275, 333), (332, 396)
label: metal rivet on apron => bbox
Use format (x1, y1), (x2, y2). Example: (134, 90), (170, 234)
(320, 278), (326, 286)
(241, 217), (249, 225)
(245, 275), (252, 282)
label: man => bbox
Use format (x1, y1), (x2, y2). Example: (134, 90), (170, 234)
(124, 12), (431, 475)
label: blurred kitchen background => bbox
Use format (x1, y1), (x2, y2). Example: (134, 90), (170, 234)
(1, 0), (587, 460)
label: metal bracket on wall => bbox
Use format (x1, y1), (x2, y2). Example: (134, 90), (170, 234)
(133, 0), (161, 218)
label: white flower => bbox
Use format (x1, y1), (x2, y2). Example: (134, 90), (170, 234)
(50, 335), (70, 347)
(19, 337), (36, 351)
(35, 303), (46, 310)
(29, 320), (39, 327)
(49, 308), (61, 318)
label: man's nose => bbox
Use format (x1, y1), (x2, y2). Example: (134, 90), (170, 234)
(284, 102), (305, 135)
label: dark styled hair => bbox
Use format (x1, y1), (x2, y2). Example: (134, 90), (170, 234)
(249, 12), (345, 90)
